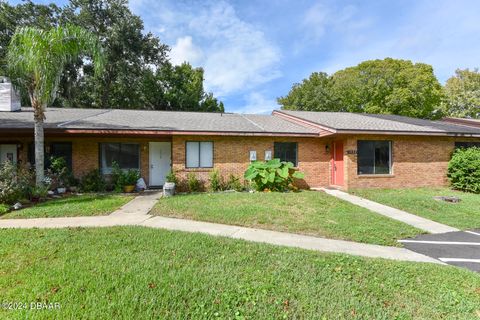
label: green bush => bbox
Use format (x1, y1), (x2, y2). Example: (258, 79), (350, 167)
(244, 159), (305, 192)
(29, 185), (49, 199)
(187, 172), (201, 193)
(166, 170), (178, 184)
(448, 147), (480, 193)
(80, 169), (106, 193)
(225, 174), (243, 192)
(48, 156), (68, 189)
(110, 162), (140, 192)
(208, 170), (224, 192)
(0, 203), (9, 215)
(0, 161), (33, 204)
(110, 162), (123, 192)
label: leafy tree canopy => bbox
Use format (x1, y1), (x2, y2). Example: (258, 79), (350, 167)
(277, 72), (338, 112)
(1, 0), (224, 112)
(278, 58), (444, 119)
(442, 69), (480, 119)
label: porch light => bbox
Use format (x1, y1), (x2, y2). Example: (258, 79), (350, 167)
(325, 144), (330, 153)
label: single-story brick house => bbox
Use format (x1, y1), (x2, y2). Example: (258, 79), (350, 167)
(1, 107), (480, 190)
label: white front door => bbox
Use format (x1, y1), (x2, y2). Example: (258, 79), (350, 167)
(149, 142), (171, 186)
(0, 144), (17, 164)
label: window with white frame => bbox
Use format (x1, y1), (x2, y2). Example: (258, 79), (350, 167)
(186, 141), (213, 168)
(357, 140), (392, 175)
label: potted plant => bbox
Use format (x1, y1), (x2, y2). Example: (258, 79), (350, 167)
(122, 169), (140, 193)
(163, 170), (178, 197)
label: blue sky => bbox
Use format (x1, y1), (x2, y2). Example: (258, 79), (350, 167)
(12, 0), (480, 113)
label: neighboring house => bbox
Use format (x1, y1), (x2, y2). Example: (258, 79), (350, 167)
(1, 105), (480, 190)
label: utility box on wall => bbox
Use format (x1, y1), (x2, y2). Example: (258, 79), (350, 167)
(0, 77), (21, 112)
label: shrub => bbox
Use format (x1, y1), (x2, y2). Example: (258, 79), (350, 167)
(244, 159), (305, 192)
(166, 170), (178, 184)
(0, 161), (33, 204)
(187, 172), (201, 193)
(225, 174), (243, 192)
(208, 169), (224, 192)
(80, 169), (106, 192)
(110, 161), (123, 192)
(0, 204), (9, 215)
(29, 185), (49, 199)
(448, 147), (480, 193)
(47, 156), (68, 189)
(110, 162), (140, 192)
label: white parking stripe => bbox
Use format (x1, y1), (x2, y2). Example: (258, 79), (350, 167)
(439, 258), (480, 263)
(398, 240), (480, 246)
(465, 230), (480, 237)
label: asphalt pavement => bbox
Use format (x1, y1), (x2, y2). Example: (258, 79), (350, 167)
(399, 230), (480, 272)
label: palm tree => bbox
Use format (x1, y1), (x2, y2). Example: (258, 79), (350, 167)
(7, 25), (104, 185)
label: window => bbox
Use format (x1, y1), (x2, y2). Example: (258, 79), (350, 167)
(186, 141), (213, 168)
(274, 142), (298, 166)
(28, 142), (72, 170)
(357, 140), (392, 175)
(455, 142), (480, 149)
(99, 143), (140, 174)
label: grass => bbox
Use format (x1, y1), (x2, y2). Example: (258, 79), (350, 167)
(350, 188), (480, 230)
(151, 191), (423, 246)
(1, 194), (134, 219)
(0, 227), (479, 319)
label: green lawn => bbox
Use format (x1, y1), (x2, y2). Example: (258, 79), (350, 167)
(350, 188), (480, 230)
(151, 191), (423, 246)
(1, 194), (133, 219)
(0, 227), (478, 319)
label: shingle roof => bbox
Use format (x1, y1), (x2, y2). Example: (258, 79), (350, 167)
(2, 107), (480, 137)
(442, 117), (480, 128)
(0, 108), (318, 135)
(277, 110), (480, 135)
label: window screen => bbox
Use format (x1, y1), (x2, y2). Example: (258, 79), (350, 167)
(274, 142), (298, 166)
(186, 141), (213, 168)
(99, 143), (140, 173)
(28, 142), (72, 170)
(357, 140), (392, 175)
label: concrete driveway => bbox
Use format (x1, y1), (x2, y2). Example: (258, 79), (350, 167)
(399, 230), (480, 272)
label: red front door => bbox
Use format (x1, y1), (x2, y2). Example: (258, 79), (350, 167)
(331, 141), (344, 186)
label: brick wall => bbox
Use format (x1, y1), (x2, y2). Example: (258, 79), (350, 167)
(3, 133), (480, 190)
(342, 135), (480, 190)
(171, 135), (329, 189)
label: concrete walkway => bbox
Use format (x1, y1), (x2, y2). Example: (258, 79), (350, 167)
(0, 191), (441, 264)
(141, 216), (441, 263)
(318, 188), (458, 234)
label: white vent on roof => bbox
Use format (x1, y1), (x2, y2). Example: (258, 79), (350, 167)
(0, 77), (21, 112)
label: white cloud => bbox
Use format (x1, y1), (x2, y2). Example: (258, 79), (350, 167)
(130, 0), (281, 97)
(235, 92), (277, 114)
(301, 3), (370, 42)
(169, 36), (204, 66)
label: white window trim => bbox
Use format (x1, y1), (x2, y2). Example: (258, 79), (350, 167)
(185, 141), (214, 169)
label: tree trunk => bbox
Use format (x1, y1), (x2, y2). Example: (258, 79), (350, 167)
(34, 109), (45, 186)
